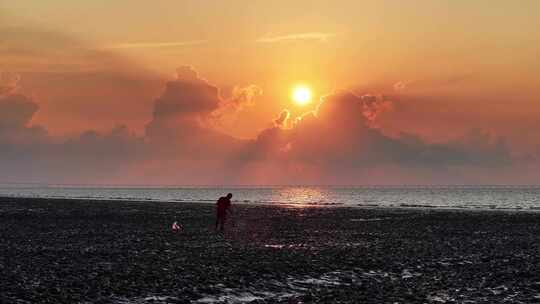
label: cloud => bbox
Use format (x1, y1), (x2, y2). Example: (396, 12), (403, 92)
(0, 94), (38, 128)
(0, 90), (146, 184)
(145, 67), (262, 139)
(257, 32), (335, 43)
(0, 71), (147, 183)
(228, 85), (262, 110)
(2, 18), (537, 185)
(0, 25), (165, 136)
(103, 40), (207, 50)
(0, 72), (20, 96)
(0, 26), (121, 72)
(393, 75), (471, 92)
(231, 91), (513, 184)
(0, 93), (48, 145)
(0, 126), (144, 185)
(393, 81), (407, 92)
(210, 85), (263, 124)
(145, 66), (221, 139)
(274, 109), (290, 128)
(359, 94), (393, 122)
(155, 65), (220, 116)
(0, 67), (529, 185)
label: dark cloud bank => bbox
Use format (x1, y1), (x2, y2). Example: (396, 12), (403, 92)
(0, 25), (164, 135)
(0, 66), (525, 185)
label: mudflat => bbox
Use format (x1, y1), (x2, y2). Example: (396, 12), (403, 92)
(1, 197), (539, 303)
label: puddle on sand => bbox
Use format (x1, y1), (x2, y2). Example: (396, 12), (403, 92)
(427, 293), (455, 303)
(113, 269), (424, 304)
(196, 292), (294, 303)
(264, 244), (285, 249)
(350, 217), (390, 222)
(113, 295), (179, 304)
(264, 241), (370, 249)
(263, 243), (314, 250)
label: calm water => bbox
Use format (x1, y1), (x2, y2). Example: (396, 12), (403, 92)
(1, 186), (540, 211)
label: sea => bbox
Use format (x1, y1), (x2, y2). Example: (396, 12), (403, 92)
(1, 185), (539, 211)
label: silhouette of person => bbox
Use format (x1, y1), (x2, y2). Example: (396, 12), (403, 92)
(215, 193), (233, 231)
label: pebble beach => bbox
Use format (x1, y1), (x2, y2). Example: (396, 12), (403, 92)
(1, 197), (539, 303)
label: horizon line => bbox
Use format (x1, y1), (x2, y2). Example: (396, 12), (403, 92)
(1, 182), (539, 188)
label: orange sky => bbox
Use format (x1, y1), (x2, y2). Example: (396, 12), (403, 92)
(1, 1), (540, 184)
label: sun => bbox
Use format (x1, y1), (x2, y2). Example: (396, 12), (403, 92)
(292, 85), (312, 106)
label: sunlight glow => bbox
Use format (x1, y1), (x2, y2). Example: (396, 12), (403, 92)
(292, 86), (312, 106)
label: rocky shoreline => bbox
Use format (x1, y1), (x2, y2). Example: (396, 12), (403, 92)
(1, 197), (539, 303)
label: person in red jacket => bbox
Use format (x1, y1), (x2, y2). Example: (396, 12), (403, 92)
(215, 193), (233, 231)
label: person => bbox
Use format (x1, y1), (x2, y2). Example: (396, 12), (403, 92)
(215, 193), (233, 231)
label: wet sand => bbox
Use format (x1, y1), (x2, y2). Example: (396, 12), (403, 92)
(1, 197), (539, 303)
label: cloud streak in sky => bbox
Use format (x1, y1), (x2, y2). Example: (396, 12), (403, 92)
(257, 32), (335, 43)
(103, 40), (207, 50)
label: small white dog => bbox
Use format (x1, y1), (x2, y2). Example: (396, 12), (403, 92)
(171, 221), (182, 232)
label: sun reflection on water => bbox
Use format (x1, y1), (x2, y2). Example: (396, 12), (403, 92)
(270, 187), (330, 207)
